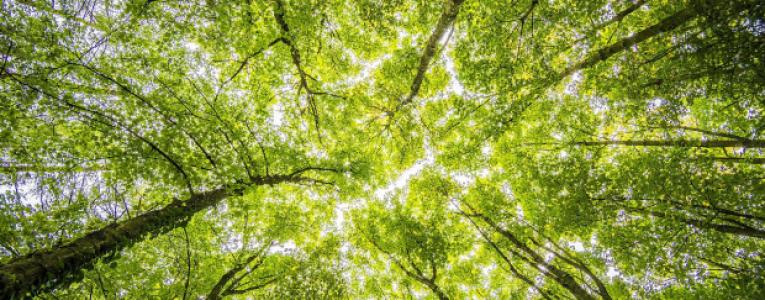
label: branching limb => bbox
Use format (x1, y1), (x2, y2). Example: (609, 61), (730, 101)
(271, 0), (345, 141)
(573, 0), (647, 45)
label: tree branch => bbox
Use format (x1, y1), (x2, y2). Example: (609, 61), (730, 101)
(398, 0), (465, 109)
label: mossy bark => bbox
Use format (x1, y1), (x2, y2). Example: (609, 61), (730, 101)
(0, 171), (310, 298)
(0, 189), (229, 298)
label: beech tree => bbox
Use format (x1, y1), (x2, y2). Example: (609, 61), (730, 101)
(1, 0), (763, 298)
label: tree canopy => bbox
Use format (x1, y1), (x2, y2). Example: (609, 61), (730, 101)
(1, 0), (764, 298)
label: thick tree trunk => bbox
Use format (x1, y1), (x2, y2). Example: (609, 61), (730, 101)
(542, 245), (611, 300)
(424, 280), (450, 300)
(478, 215), (596, 300)
(462, 213), (553, 300)
(573, 0), (647, 45)
(0, 188), (229, 298)
(207, 246), (269, 300)
(591, 0), (646, 33)
(642, 210), (765, 239)
(207, 255), (252, 300)
(711, 157), (765, 164)
(399, 0), (465, 108)
(0, 174), (301, 298)
(559, 1), (701, 78)
(576, 139), (765, 148)
(0, 162), (104, 174)
(561, 0), (760, 79)
(525, 233), (612, 300)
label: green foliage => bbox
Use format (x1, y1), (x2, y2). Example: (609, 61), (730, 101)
(1, 0), (764, 298)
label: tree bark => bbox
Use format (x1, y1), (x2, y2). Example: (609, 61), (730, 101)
(575, 139), (765, 148)
(0, 163), (104, 174)
(207, 244), (271, 300)
(477, 215), (596, 300)
(559, 1), (702, 79)
(461, 212), (553, 300)
(367, 237), (449, 299)
(399, 0), (465, 108)
(711, 157), (765, 164)
(0, 174), (302, 298)
(207, 255), (257, 300)
(423, 280), (450, 300)
(640, 209), (765, 239)
(589, 0), (646, 34)
(643, 125), (750, 141)
(207, 256), (251, 300)
(532, 240), (611, 300)
(0, 189), (227, 298)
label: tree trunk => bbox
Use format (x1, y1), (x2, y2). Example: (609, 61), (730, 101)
(462, 213), (553, 300)
(559, 0), (702, 78)
(207, 246), (269, 300)
(538, 243), (611, 300)
(638, 209), (765, 239)
(424, 280), (450, 300)
(590, 0), (646, 33)
(576, 139), (765, 148)
(0, 163), (104, 174)
(0, 188), (227, 298)
(399, 0), (465, 108)
(573, 0), (646, 45)
(711, 157), (765, 164)
(477, 215), (596, 300)
(525, 231), (612, 300)
(0, 174), (300, 298)
(207, 256), (251, 300)
(561, 0), (760, 79)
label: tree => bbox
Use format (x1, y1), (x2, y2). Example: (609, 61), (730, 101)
(1, 0), (764, 298)
(454, 181), (613, 300)
(352, 174), (469, 299)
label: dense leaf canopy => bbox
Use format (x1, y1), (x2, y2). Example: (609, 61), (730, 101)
(1, 0), (764, 298)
